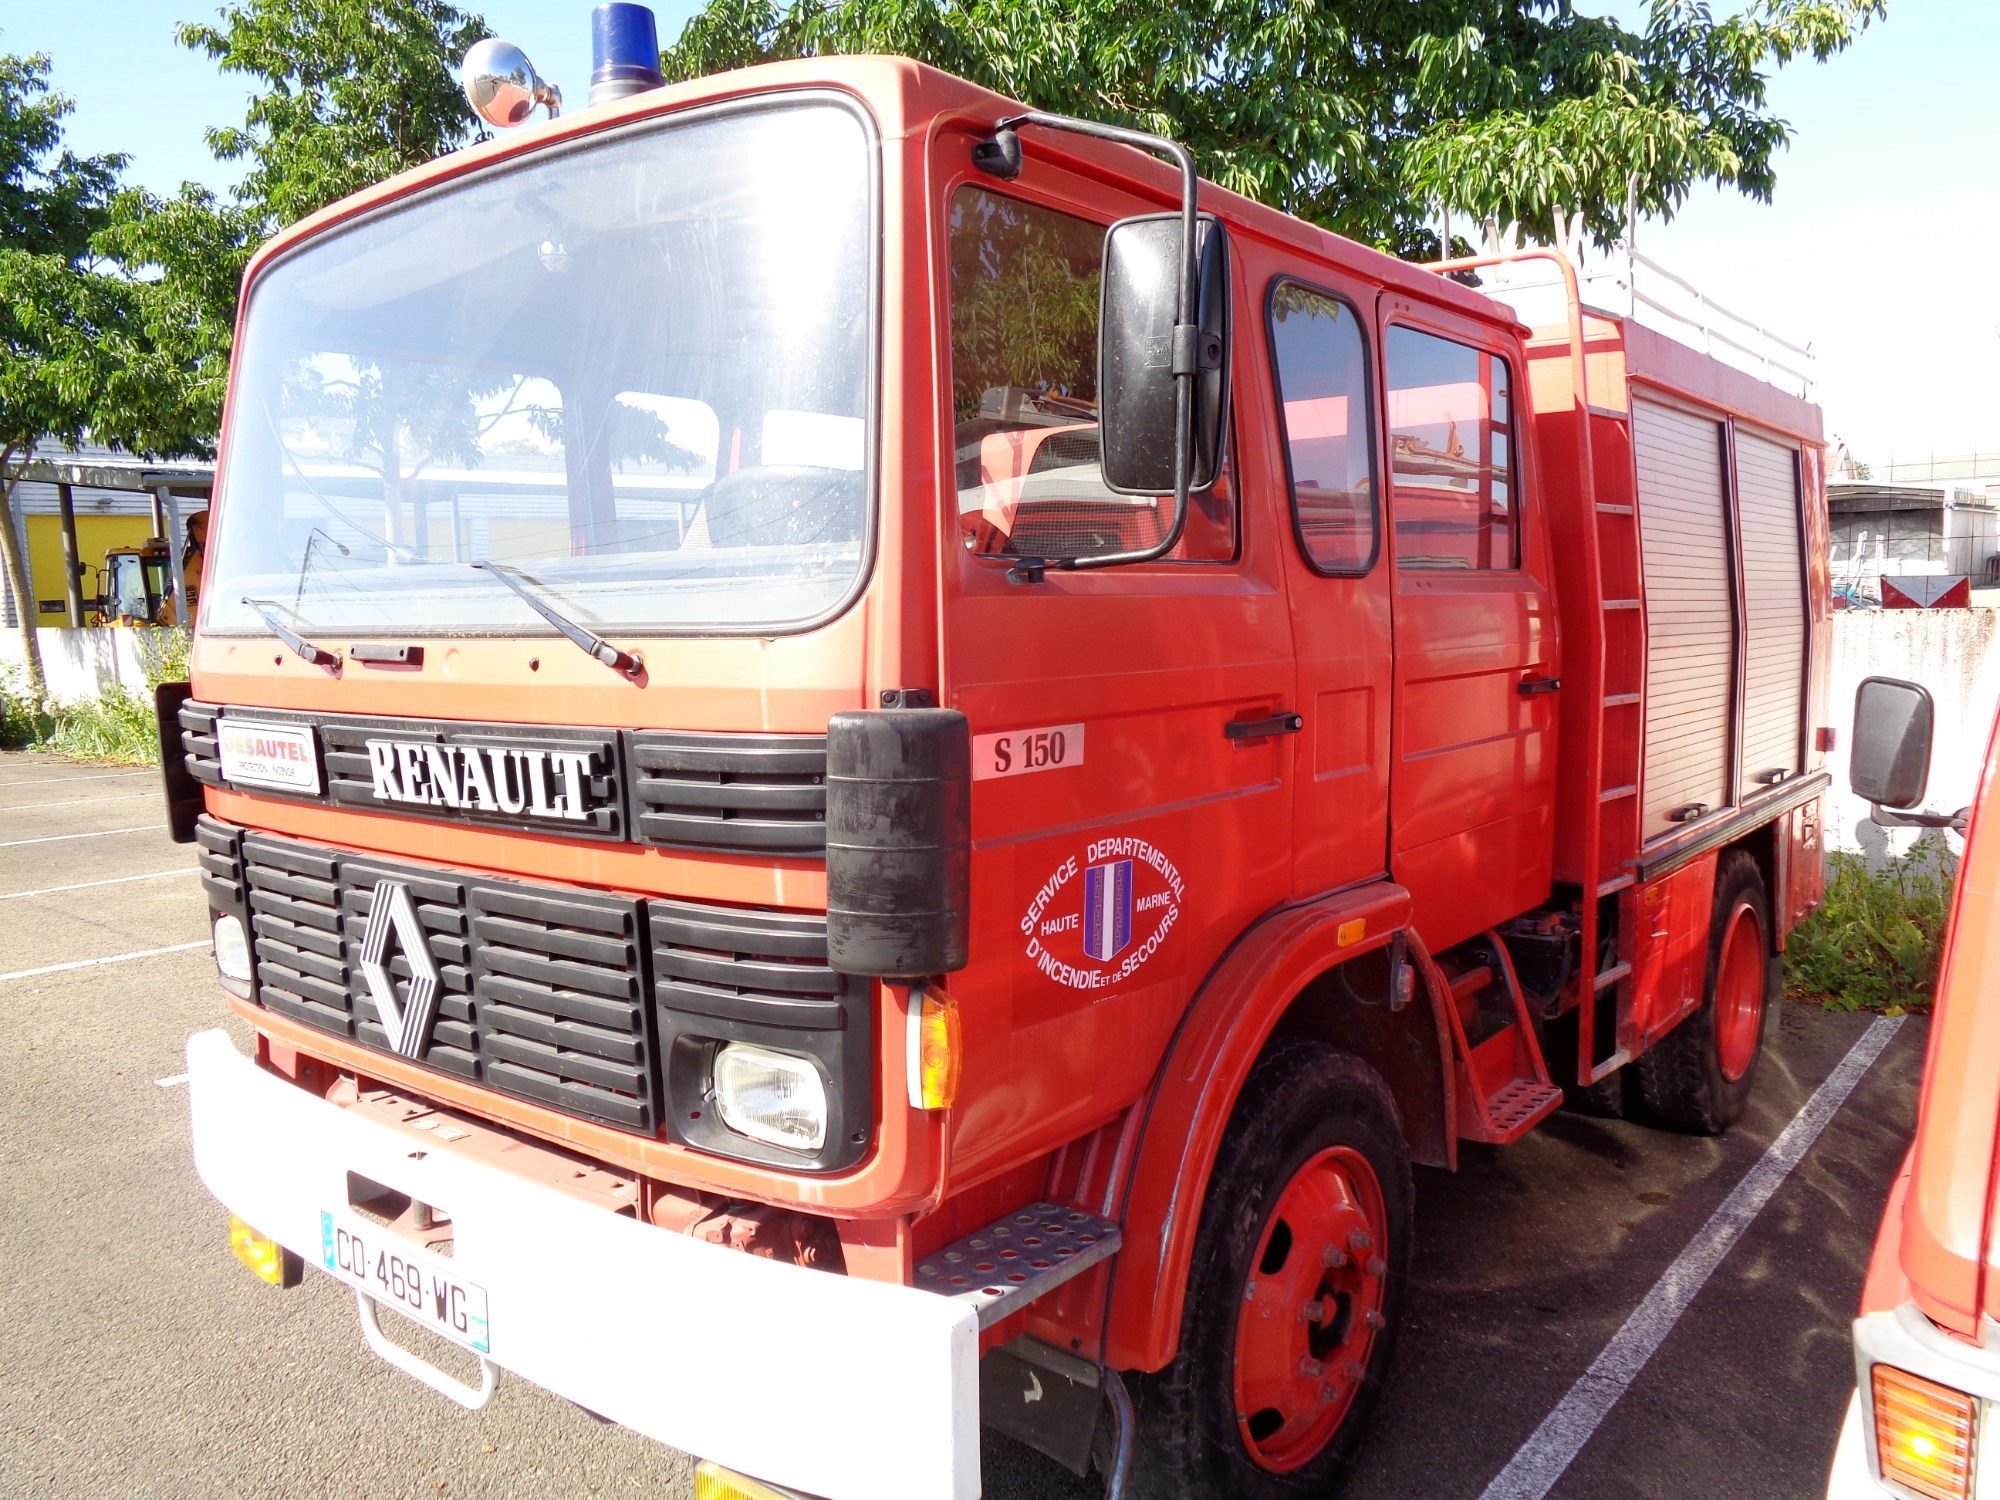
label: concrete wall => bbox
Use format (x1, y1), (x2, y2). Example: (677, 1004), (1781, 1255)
(0, 627), (178, 705)
(1823, 608), (1998, 860)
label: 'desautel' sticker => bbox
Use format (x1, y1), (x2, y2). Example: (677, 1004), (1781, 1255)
(1021, 835), (1185, 990)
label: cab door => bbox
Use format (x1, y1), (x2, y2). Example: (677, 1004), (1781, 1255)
(1262, 270), (1393, 900)
(1376, 296), (1559, 949)
(936, 176), (1296, 1182)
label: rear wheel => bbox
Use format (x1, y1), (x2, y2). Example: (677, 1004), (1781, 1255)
(1130, 1041), (1412, 1499)
(1634, 849), (1775, 1133)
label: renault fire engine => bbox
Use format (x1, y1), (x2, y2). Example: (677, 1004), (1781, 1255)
(165, 7), (1833, 1496)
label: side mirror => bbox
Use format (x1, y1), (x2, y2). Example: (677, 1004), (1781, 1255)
(1850, 676), (1934, 809)
(1098, 212), (1229, 498)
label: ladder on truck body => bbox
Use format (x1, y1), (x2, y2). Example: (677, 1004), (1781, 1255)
(1429, 248), (1640, 1090)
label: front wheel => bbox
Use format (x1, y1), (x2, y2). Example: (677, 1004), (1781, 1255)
(1130, 1041), (1412, 1499)
(1634, 848), (1776, 1134)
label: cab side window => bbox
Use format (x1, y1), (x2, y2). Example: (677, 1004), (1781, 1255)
(1385, 326), (1517, 570)
(1269, 282), (1377, 574)
(947, 185), (1235, 564)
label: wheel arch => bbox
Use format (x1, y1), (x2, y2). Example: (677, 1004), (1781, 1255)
(1102, 880), (1455, 1371)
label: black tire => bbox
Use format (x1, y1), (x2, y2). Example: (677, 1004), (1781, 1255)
(1633, 849), (1776, 1134)
(1129, 1041), (1413, 1499)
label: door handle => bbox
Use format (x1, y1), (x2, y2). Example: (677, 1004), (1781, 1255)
(1517, 676), (1562, 696)
(1225, 712), (1304, 741)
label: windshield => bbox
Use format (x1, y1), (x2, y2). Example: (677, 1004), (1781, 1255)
(206, 98), (874, 638)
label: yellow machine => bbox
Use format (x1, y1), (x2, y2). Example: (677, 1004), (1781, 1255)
(95, 540), (174, 626)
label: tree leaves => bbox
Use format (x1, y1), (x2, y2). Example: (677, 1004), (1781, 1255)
(660, 0), (1886, 255)
(176, 0), (489, 227)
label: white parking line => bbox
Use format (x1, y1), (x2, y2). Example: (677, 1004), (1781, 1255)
(155, 1073), (190, 1088)
(0, 770), (151, 787)
(1476, 1014), (1904, 1500)
(0, 940), (209, 984)
(0, 868), (198, 901)
(0, 824), (160, 848)
(0, 792), (156, 810)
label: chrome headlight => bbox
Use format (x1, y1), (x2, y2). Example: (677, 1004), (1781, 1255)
(711, 1043), (828, 1154)
(213, 913), (252, 998)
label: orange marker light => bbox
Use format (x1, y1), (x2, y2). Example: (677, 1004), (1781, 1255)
(1336, 918), (1367, 947)
(1872, 1363), (1977, 1500)
(229, 1215), (301, 1288)
(918, 987), (963, 1111)
(693, 1459), (800, 1500)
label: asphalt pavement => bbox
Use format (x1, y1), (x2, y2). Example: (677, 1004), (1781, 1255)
(0, 748), (1922, 1499)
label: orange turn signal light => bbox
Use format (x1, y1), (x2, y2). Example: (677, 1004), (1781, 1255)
(229, 1215), (302, 1288)
(918, 987), (962, 1111)
(693, 1459), (800, 1500)
(1872, 1362), (1977, 1500)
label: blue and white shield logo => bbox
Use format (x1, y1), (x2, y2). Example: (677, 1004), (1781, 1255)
(1082, 858), (1135, 962)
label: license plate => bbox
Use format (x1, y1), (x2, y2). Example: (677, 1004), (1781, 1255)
(320, 1210), (490, 1353)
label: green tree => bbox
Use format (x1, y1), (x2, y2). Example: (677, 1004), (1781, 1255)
(97, 0), (494, 451)
(177, 0), (491, 228)
(0, 52), (132, 699)
(660, 0), (1885, 255)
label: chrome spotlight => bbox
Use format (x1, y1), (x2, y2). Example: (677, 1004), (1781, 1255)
(461, 37), (562, 128)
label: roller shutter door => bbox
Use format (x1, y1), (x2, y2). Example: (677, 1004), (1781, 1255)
(1635, 399), (1735, 840)
(1734, 431), (1807, 789)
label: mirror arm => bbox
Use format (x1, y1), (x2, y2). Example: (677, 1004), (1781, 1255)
(993, 110), (1200, 571)
(1870, 804), (1971, 833)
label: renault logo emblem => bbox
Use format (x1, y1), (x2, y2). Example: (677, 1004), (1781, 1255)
(358, 878), (441, 1059)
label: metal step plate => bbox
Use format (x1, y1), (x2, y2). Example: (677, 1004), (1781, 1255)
(913, 1203), (1122, 1329)
(1488, 1078), (1563, 1138)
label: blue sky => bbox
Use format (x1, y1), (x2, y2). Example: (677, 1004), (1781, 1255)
(11, 0), (1998, 466)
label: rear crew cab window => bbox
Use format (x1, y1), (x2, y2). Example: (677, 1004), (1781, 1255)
(946, 184), (1234, 565)
(1268, 282), (1378, 574)
(1385, 325), (1518, 571)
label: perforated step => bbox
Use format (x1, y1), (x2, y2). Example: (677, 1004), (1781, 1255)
(1486, 1079), (1562, 1137)
(912, 1203), (1122, 1330)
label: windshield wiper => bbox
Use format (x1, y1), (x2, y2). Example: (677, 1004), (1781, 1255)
(471, 562), (643, 678)
(241, 597), (342, 669)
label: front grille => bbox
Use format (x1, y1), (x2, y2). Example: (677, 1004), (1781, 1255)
(221, 820), (658, 1134)
(175, 701), (827, 857)
(179, 701), (224, 787)
(196, 817), (870, 1168)
(626, 730), (828, 854)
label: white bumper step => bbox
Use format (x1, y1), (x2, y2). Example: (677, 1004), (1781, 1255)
(185, 1029), (979, 1500)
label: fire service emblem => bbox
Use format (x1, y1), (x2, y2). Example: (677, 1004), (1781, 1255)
(1021, 835), (1185, 991)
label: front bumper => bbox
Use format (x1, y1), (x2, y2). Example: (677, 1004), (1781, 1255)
(186, 1029), (978, 1500)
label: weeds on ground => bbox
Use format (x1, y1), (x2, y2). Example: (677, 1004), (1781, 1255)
(41, 684), (162, 764)
(2, 627), (189, 765)
(0, 664), (55, 749)
(1786, 834), (1959, 1011)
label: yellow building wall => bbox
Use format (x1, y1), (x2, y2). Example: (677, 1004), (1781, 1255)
(26, 514), (158, 623)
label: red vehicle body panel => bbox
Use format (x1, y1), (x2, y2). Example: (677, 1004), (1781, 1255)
(1864, 717), (2000, 1338)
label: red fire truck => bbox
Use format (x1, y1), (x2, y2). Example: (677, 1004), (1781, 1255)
(164, 12), (1832, 1497)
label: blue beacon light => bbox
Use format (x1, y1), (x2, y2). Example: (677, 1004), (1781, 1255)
(589, 3), (666, 106)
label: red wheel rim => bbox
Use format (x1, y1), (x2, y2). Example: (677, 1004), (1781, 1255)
(1714, 900), (1767, 1082)
(1232, 1145), (1388, 1472)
